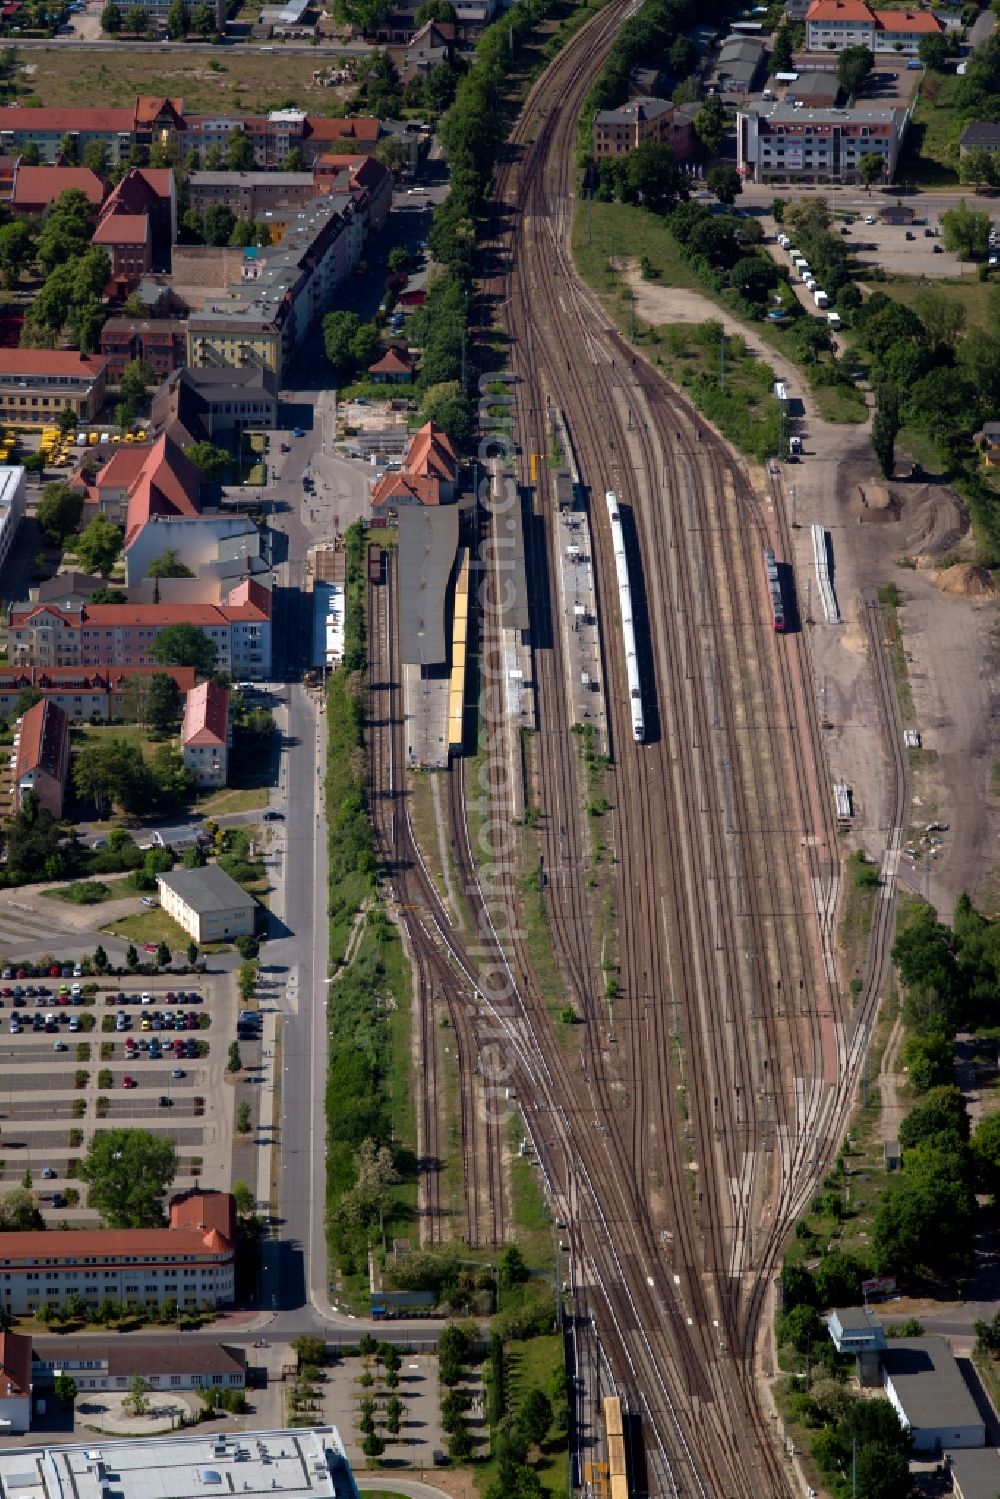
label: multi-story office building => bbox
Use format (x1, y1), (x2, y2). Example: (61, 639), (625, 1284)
(737, 102), (908, 183)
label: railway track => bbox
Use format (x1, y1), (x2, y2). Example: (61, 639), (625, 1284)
(367, 559), (507, 1249)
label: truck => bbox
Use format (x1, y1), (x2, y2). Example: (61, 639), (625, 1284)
(813, 289), (829, 308)
(827, 311), (842, 329)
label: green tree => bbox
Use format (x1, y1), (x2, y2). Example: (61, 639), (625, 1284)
(855, 1441), (911, 1499)
(707, 163), (741, 205)
(859, 151), (884, 192)
(53, 1373), (78, 1404)
(0, 221), (34, 287)
(147, 743), (193, 808)
(75, 513), (122, 577)
(415, 0), (455, 18)
(770, 24), (794, 73)
(918, 32), (951, 69)
(227, 1041), (242, 1074)
(156, 940), (171, 967)
(125, 3), (147, 27)
(914, 288), (967, 357)
(82, 140), (109, 175)
(516, 1388), (553, 1447)
(147, 549), (195, 579)
(165, 0), (188, 35)
(37, 481), (83, 543)
(184, 441), (229, 481)
(960, 147), (996, 193)
(187, 940), (199, 964)
(226, 130), (255, 171)
(190, 1), (216, 33)
(668, 34), (698, 77)
(202, 204), (236, 247)
(323, 309), (361, 375)
(871, 381), (899, 480)
(349, 321), (381, 370)
(901, 1029), (954, 1093)
(419, 380), (473, 446)
(814, 1249), (868, 1309)
(940, 198), (992, 259)
(0, 1186), (45, 1230)
(693, 96), (726, 157)
(73, 739), (148, 817)
(123, 1374), (150, 1416)
(100, 0), (121, 27)
(498, 1243), (530, 1289)
(971, 1112), (1000, 1197)
(777, 1302), (825, 1354)
(339, 1137), (399, 1253)
(283, 146), (306, 172)
(872, 1141), (975, 1279)
(236, 1099), (252, 1134)
(13, 684), (44, 717)
(232, 1179), (255, 1217)
(78, 1128), (177, 1228)
(837, 43), (874, 98)
(151, 622), (218, 676)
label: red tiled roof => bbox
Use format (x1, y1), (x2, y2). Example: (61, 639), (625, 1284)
(182, 679), (229, 748)
(10, 597), (269, 629)
(123, 433), (202, 549)
(371, 472), (442, 508)
(874, 7), (941, 28)
(170, 1190), (236, 1245)
(0, 1225), (232, 1258)
(368, 346), (414, 375)
(0, 665), (197, 692)
(407, 419), (458, 481)
(134, 97), (185, 127)
(14, 697), (68, 783)
(93, 213), (150, 246)
(0, 349), (107, 378)
(306, 115), (380, 144)
(0, 1331), (32, 1398)
(97, 445), (148, 492)
(11, 165), (104, 210)
(0, 106), (135, 133)
(225, 577), (271, 615)
(805, 0), (873, 18)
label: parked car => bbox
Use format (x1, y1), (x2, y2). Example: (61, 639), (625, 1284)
(41, 1167), (55, 1179)
(122, 1075), (136, 1088)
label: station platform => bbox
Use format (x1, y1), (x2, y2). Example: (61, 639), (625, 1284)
(553, 501), (608, 757)
(402, 664), (450, 770)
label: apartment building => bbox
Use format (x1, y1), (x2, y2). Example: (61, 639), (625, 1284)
(804, 0), (943, 53)
(0, 1332), (31, 1434)
(0, 665), (197, 721)
(99, 318), (188, 380)
(737, 102), (908, 183)
(181, 679), (229, 787)
(7, 577), (272, 680)
(12, 697), (70, 818)
(0, 464), (26, 581)
(186, 192), (365, 380)
(592, 95), (695, 160)
(187, 170), (317, 218)
(0, 1192), (236, 1318)
(0, 350), (109, 428)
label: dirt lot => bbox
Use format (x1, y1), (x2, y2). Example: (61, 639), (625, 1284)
(628, 272), (999, 920)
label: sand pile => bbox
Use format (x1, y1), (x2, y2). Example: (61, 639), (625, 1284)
(934, 564), (995, 600)
(851, 482), (900, 523)
(905, 486), (968, 561)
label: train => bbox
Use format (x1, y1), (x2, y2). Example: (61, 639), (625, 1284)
(447, 548), (470, 753)
(605, 491), (644, 742)
(602, 1395), (628, 1499)
(764, 546), (786, 633)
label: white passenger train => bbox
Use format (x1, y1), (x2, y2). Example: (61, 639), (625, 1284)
(605, 490), (644, 743)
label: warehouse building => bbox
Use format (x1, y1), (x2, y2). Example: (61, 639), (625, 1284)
(881, 1337), (985, 1452)
(156, 863), (257, 943)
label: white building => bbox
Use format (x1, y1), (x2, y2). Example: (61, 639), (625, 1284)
(33, 1338), (246, 1395)
(182, 679), (230, 788)
(0, 1429), (360, 1499)
(737, 102), (908, 183)
(157, 863), (257, 944)
(0, 1331), (32, 1435)
(0, 465), (26, 583)
(805, 0), (944, 53)
(882, 1337), (985, 1453)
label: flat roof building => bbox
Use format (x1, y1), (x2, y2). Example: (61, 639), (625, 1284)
(950, 1449), (1000, 1499)
(0, 1428), (359, 1499)
(881, 1336), (985, 1453)
(0, 464), (25, 583)
(156, 862), (257, 944)
(397, 504), (460, 667)
(737, 102), (907, 184)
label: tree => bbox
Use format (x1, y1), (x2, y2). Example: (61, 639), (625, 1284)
(226, 130), (255, 171)
(77, 1128), (177, 1227)
(914, 288), (967, 357)
(100, 1), (121, 27)
(872, 1141), (975, 1280)
(859, 151), (884, 192)
(901, 1028), (954, 1093)
(118, 356), (152, 419)
(324, 309), (361, 375)
(13, 684), (43, 718)
(74, 739), (149, 817)
(517, 1388), (553, 1447)
(228, 1040), (242, 1074)
(960, 147), (996, 193)
(53, 1374), (78, 1404)
(770, 23), (794, 74)
(74, 513), (122, 577)
(37, 481), (83, 544)
(0, 1186), (45, 1230)
(151, 622), (218, 676)
(940, 198), (991, 260)
(191, 1), (216, 33)
(187, 940), (199, 964)
(0, 221), (33, 288)
(156, 940), (171, 968)
(126, 943), (139, 970)
(184, 441), (229, 481)
(123, 1375), (150, 1416)
(854, 1441), (911, 1499)
(283, 146), (306, 172)
(202, 204), (236, 247)
(814, 1249), (868, 1309)
(349, 321), (381, 369)
(918, 32), (951, 70)
(693, 96), (726, 158)
(498, 1243), (530, 1289)
(837, 43), (874, 98)
(93, 943), (109, 971)
(871, 382), (899, 480)
(707, 163), (741, 206)
(82, 140), (109, 176)
(236, 1099), (252, 1134)
(339, 1137), (400, 1253)
(125, 3), (147, 28)
(165, 0), (188, 35)
(970, 1113), (1000, 1197)
(415, 0), (455, 18)
(148, 744), (193, 809)
(668, 34), (698, 78)
(777, 1302), (825, 1354)
(124, 670), (182, 731)
(361, 1433), (385, 1461)
(232, 1179), (255, 1217)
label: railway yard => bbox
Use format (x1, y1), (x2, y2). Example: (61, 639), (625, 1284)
(362, 1), (918, 1495)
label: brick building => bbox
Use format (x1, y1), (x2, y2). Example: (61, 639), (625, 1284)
(12, 697), (70, 818)
(99, 318), (188, 381)
(592, 96), (694, 160)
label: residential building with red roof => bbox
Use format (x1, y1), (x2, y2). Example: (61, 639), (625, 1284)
(371, 419), (459, 517)
(0, 349), (109, 428)
(7, 579), (271, 679)
(0, 1191), (236, 1318)
(0, 664), (196, 721)
(9, 164), (105, 216)
(12, 697), (70, 818)
(182, 678), (230, 786)
(805, 0), (942, 51)
(0, 1330), (32, 1433)
(368, 346), (415, 383)
(92, 167), (177, 295)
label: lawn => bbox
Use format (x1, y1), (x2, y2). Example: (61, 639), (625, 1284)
(41, 875), (136, 905)
(507, 1115), (555, 1269)
(479, 1333), (567, 1498)
(898, 73), (963, 184)
(21, 47), (355, 117)
(100, 906), (191, 948)
(71, 723), (161, 750)
(880, 274), (997, 332)
(193, 786), (269, 816)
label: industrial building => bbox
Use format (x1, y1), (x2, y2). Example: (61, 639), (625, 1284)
(881, 1337), (985, 1452)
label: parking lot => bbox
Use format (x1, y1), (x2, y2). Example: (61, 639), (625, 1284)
(844, 217), (973, 278)
(0, 968), (243, 1218)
